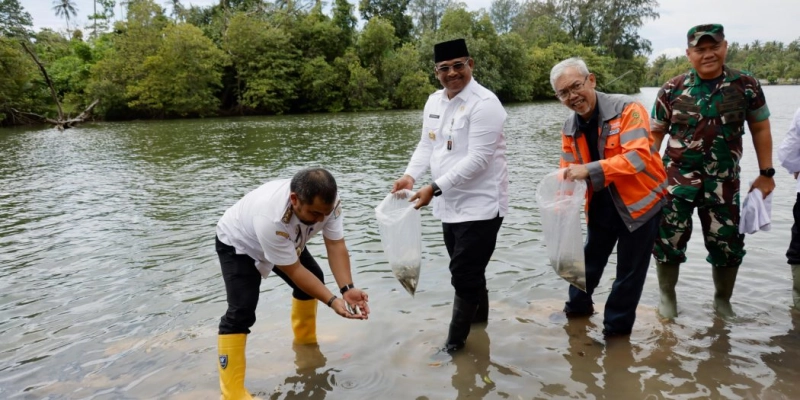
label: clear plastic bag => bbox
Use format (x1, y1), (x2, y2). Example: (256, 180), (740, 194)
(536, 169), (587, 292)
(375, 190), (422, 296)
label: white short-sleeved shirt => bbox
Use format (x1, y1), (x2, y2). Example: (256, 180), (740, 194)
(216, 179), (344, 277)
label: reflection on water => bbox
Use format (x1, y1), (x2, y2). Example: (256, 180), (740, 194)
(2, 86), (800, 398)
(268, 344), (332, 399)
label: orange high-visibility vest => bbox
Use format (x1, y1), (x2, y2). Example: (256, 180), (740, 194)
(559, 92), (667, 232)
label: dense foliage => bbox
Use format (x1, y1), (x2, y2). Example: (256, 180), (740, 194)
(0, 0), (796, 125)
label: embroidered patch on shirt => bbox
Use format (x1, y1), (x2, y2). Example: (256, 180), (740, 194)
(609, 128), (620, 135)
(334, 199), (342, 219)
(281, 207), (293, 224)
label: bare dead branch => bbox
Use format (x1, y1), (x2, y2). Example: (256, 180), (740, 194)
(19, 41), (64, 121)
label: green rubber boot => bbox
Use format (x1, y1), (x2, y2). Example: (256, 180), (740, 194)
(712, 267), (738, 319)
(656, 262), (680, 319)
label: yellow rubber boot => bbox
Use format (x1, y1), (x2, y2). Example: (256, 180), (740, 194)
(291, 298), (318, 345)
(218, 334), (253, 400)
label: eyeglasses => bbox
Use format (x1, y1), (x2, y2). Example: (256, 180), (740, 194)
(555, 75), (589, 100)
(435, 59), (471, 74)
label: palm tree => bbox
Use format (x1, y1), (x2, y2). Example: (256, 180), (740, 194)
(169, 0), (184, 21)
(52, 0), (78, 31)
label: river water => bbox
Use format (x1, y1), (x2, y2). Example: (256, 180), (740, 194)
(2, 86), (799, 399)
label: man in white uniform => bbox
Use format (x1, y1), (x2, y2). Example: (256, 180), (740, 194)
(392, 38), (508, 352)
(215, 168), (369, 399)
(778, 107), (800, 309)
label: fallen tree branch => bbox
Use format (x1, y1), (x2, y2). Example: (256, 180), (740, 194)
(20, 40), (63, 122)
(15, 41), (100, 130)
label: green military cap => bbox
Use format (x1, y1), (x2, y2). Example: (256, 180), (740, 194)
(687, 24), (725, 47)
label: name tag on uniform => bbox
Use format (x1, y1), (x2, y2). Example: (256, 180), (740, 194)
(429, 114), (440, 119)
(609, 129), (620, 135)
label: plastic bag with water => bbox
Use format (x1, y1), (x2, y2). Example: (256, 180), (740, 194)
(375, 190), (422, 296)
(536, 169), (587, 292)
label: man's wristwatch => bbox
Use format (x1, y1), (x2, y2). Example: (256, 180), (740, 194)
(340, 283), (354, 295)
(431, 182), (442, 197)
(760, 167), (776, 178)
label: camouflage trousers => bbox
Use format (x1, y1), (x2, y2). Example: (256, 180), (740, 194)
(652, 187), (745, 268)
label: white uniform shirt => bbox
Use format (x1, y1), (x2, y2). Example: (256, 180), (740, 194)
(778, 108), (800, 192)
(216, 179), (344, 277)
(404, 78), (509, 223)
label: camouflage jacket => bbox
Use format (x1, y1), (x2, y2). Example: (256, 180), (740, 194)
(650, 66), (770, 201)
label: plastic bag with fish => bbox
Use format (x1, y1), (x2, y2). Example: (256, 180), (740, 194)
(375, 189), (422, 296)
(535, 169), (587, 292)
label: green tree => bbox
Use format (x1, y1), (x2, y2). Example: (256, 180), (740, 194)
(437, 6), (475, 39)
(596, 0), (658, 59)
(0, 37), (38, 123)
(168, 0), (184, 21)
(345, 59), (382, 110)
(297, 56), (345, 112)
(511, 0), (570, 47)
(358, 0), (413, 43)
(52, 0), (78, 31)
(295, 3), (346, 62)
(331, 0), (357, 48)
(223, 12), (300, 114)
(554, 0), (657, 59)
(0, 0), (32, 37)
(48, 39), (96, 113)
(86, 0), (168, 118)
(127, 23), (228, 117)
(357, 16), (397, 76)
(409, 0), (451, 34)
(87, 0), (115, 39)
(395, 70), (434, 108)
(489, 0), (518, 34)
(381, 42), (432, 108)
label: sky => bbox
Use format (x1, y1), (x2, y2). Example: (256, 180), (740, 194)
(25, 0), (800, 62)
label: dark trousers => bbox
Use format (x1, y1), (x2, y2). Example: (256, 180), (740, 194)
(216, 236), (324, 334)
(564, 211), (661, 334)
(442, 215), (504, 303)
(788, 193), (800, 265)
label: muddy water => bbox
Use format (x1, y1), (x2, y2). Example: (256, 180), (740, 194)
(2, 86), (800, 399)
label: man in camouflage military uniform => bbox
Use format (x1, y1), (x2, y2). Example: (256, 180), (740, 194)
(650, 24), (775, 319)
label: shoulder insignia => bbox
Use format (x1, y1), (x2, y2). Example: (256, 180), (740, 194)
(281, 207), (293, 224)
(276, 231), (290, 239)
(334, 199), (342, 219)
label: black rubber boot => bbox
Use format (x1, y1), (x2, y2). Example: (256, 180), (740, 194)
(472, 289), (489, 324)
(444, 294), (478, 353)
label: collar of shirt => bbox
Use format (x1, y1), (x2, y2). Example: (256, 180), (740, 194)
(685, 65), (740, 87)
(437, 77), (476, 103)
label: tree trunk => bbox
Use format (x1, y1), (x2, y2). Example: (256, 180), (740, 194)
(16, 41), (100, 130)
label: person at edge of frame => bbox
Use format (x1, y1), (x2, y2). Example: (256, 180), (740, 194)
(778, 107), (800, 310)
(649, 23), (775, 319)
